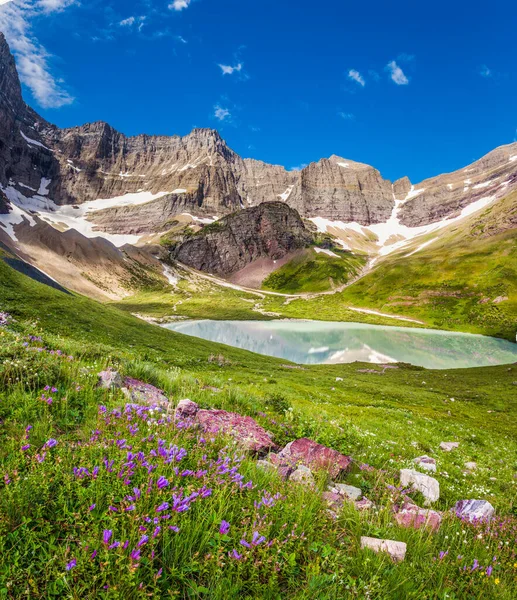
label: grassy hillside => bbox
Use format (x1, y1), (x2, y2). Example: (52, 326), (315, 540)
(1, 253), (517, 597)
(262, 248), (366, 293)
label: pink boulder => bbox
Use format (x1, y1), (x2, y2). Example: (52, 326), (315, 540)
(394, 501), (442, 532)
(175, 399), (199, 419)
(355, 498), (375, 511)
(322, 491), (344, 511)
(122, 377), (169, 409)
(275, 438), (352, 478)
(196, 409), (276, 454)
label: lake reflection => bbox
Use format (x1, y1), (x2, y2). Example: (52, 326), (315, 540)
(164, 320), (517, 369)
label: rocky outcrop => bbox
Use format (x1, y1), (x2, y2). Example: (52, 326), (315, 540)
(171, 202), (314, 275)
(0, 189), (9, 214)
(400, 469), (440, 503)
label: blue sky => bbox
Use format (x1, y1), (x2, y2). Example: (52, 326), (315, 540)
(1, 0), (516, 182)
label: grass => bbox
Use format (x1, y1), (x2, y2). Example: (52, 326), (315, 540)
(1, 252), (517, 597)
(262, 249), (366, 294)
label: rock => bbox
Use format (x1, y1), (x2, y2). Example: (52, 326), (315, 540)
(275, 438), (352, 479)
(289, 465), (315, 486)
(322, 491), (344, 511)
(256, 460), (275, 472)
(360, 537), (407, 562)
(355, 498), (374, 511)
(335, 377), (343, 382)
(400, 469), (440, 503)
(464, 462), (477, 471)
(175, 398), (199, 419)
(414, 455), (437, 473)
(196, 409), (276, 454)
(329, 483), (362, 501)
(440, 441), (459, 452)
(98, 370), (123, 390)
(172, 202), (314, 276)
(122, 377), (169, 408)
(394, 502), (442, 532)
(454, 500), (495, 523)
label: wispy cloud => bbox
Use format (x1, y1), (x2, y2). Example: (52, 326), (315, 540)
(338, 112), (355, 120)
(348, 69), (365, 87)
(169, 0), (191, 11)
(386, 60), (409, 85)
(219, 63), (243, 76)
(290, 163), (307, 171)
(119, 15), (146, 31)
(480, 65), (492, 78)
(214, 104), (231, 122)
(0, 0), (76, 108)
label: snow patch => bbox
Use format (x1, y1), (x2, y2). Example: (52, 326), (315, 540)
(509, 155), (517, 162)
(172, 189), (187, 194)
(337, 162), (350, 168)
(19, 130), (51, 151)
(405, 238), (437, 257)
(162, 265), (178, 286)
(37, 178), (51, 197)
(473, 181), (491, 189)
(278, 185), (294, 201)
(314, 247), (339, 258)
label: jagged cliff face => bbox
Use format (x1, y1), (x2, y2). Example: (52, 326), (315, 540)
(172, 202), (314, 275)
(1, 30), (517, 240)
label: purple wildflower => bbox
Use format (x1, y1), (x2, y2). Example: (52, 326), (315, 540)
(102, 530), (113, 545)
(65, 558), (77, 571)
(219, 520), (231, 535)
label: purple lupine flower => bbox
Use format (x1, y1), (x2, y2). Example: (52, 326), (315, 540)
(152, 526), (161, 539)
(156, 502), (169, 512)
(90, 550), (97, 560)
(88, 504), (96, 512)
(156, 476), (169, 489)
(230, 549), (243, 559)
(169, 526), (180, 532)
(45, 438), (58, 448)
(486, 565), (493, 576)
(103, 530), (113, 545)
(137, 535), (149, 548)
(219, 520), (231, 535)
(108, 542), (120, 550)
(65, 558), (77, 571)
(240, 539), (251, 548)
(251, 531), (266, 546)
(108, 505), (118, 512)
(21, 444), (30, 452)
(130, 549), (141, 562)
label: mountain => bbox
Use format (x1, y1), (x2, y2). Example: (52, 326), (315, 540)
(171, 201), (313, 276)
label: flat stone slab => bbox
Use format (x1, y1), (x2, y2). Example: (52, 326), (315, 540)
(400, 469), (440, 503)
(360, 536), (407, 562)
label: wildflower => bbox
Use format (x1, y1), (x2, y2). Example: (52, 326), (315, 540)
(495, 578), (500, 585)
(137, 535), (149, 548)
(130, 549), (141, 562)
(486, 565), (493, 576)
(240, 539), (251, 548)
(156, 476), (169, 489)
(44, 438), (58, 449)
(230, 549), (243, 559)
(90, 550), (97, 560)
(65, 558), (77, 571)
(156, 502), (169, 512)
(219, 520), (231, 535)
(103, 530), (113, 545)
(21, 444), (30, 452)
(88, 504), (96, 512)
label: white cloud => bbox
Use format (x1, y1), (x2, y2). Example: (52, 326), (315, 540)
(0, 0), (75, 108)
(214, 105), (231, 121)
(120, 16), (135, 26)
(0, 0), (13, 5)
(290, 163), (307, 171)
(348, 69), (365, 87)
(169, 0), (191, 11)
(338, 112), (355, 120)
(480, 65), (492, 78)
(218, 63), (243, 76)
(386, 60), (409, 85)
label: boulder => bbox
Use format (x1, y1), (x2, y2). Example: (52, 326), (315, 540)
(98, 370), (123, 390)
(360, 536), (407, 562)
(400, 469), (440, 503)
(196, 409), (276, 454)
(289, 465), (315, 486)
(464, 462), (477, 471)
(122, 377), (169, 409)
(440, 441), (459, 452)
(414, 455), (437, 473)
(394, 501), (442, 532)
(274, 438), (352, 478)
(329, 483), (362, 501)
(355, 498), (374, 511)
(454, 500), (495, 523)
(175, 399), (199, 419)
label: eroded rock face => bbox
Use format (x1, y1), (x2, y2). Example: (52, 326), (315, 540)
(172, 202), (313, 275)
(0, 189), (10, 214)
(360, 536), (407, 562)
(273, 437), (352, 479)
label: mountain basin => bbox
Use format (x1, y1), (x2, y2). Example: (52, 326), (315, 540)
(164, 320), (517, 370)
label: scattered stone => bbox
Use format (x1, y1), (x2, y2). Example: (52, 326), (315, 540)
(201, 385), (221, 393)
(329, 483), (362, 501)
(400, 469), (440, 503)
(274, 438), (352, 479)
(122, 377), (169, 408)
(360, 536), (407, 562)
(256, 460), (275, 472)
(196, 409), (276, 454)
(289, 465), (315, 486)
(440, 441), (459, 452)
(464, 461), (477, 471)
(454, 500), (495, 522)
(414, 455), (437, 473)
(335, 377), (343, 382)
(97, 369), (123, 390)
(322, 491), (344, 511)
(355, 498), (374, 511)
(394, 501), (442, 532)
(175, 399), (199, 419)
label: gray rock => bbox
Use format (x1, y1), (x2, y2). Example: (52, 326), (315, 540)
(454, 499), (495, 522)
(360, 536), (407, 562)
(329, 483), (362, 501)
(289, 465), (315, 486)
(414, 455), (437, 473)
(97, 369), (123, 390)
(440, 442), (459, 452)
(464, 461), (477, 471)
(400, 469), (440, 503)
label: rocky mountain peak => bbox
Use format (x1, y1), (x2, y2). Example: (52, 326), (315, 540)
(0, 32), (23, 117)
